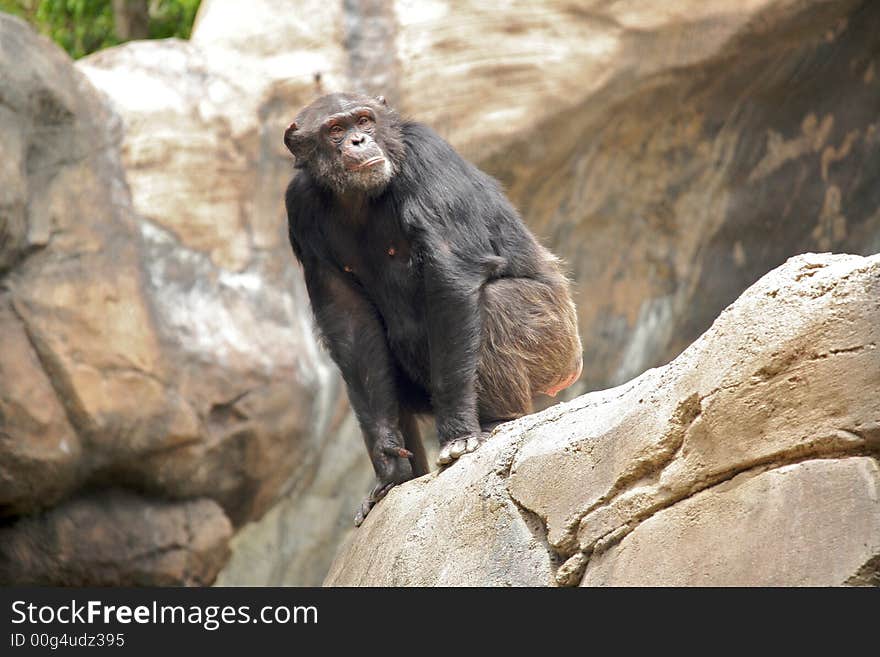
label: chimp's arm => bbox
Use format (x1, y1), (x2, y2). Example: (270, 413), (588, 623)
(287, 185), (413, 510)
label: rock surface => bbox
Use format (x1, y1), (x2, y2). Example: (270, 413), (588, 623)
(0, 491), (232, 586)
(0, 14), (365, 585)
(215, 414), (372, 586)
(325, 253), (880, 586)
(580, 457), (880, 586)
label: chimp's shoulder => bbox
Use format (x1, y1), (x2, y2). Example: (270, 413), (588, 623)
(400, 122), (463, 161)
(398, 121), (476, 184)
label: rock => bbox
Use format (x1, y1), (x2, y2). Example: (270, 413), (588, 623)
(0, 301), (80, 513)
(191, 0), (347, 93)
(0, 13), (148, 515)
(0, 491), (232, 586)
(325, 424), (556, 587)
(325, 253), (880, 586)
(0, 13), (364, 585)
(580, 458), (880, 586)
(215, 413), (373, 585)
(80, 39), (295, 271)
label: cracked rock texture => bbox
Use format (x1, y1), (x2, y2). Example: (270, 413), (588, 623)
(325, 253), (880, 586)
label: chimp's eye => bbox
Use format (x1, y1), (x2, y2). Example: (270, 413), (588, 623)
(358, 116), (372, 128)
(328, 125), (344, 141)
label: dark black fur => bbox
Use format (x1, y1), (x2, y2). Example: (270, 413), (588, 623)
(285, 93), (567, 524)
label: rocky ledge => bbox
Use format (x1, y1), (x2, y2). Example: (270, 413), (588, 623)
(326, 253), (880, 586)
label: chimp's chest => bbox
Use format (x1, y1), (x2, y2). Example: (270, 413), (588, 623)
(323, 208), (423, 312)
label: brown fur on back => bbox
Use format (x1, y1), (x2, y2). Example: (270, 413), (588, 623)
(476, 249), (582, 422)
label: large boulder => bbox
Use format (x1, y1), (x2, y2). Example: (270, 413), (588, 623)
(0, 13), (366, 585)
(325, 253), (880, 586)
(0, 14), (170, 519)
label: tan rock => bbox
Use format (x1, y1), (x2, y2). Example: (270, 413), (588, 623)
(483, 0), (879, 392)
(580, 458), (880, 586)
(216, 413), (374, 586)
(192, 0), (347, 82)
(510, 253), (880, 560)
(0, 300), (80, 514)
(0, 491), (232, 586)
(0, 13), (163, 512)
(13, 266), (170, 450)
(324, 427), (555, 586)
(81, 40), (257, 271)
(326, 253), (880, 586)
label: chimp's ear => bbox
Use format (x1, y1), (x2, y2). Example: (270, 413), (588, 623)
(283, 121), (299, 156)
(375, 95), (387, 106)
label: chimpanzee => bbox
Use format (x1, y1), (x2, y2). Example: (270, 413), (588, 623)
(284, 93), (582, 525)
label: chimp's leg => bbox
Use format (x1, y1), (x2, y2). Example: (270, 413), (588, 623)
(437, 272), (582, 466)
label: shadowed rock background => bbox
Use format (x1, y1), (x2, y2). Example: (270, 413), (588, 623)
(0, 0), (878, 586)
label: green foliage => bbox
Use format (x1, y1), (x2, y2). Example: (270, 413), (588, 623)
(148, 0), (199, 41)
(0, 0), (201, 59)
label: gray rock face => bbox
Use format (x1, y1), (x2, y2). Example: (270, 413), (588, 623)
(0, 491), (232, 586)
(483, 0), (880, 393)
(214, 414), (372, 586)
(76, 28), (375, 587)
(325, 253), (880, 586)
(326, 428), (556, 587)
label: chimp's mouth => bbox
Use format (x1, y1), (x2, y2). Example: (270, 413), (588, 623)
(353, 156), (386, 171)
